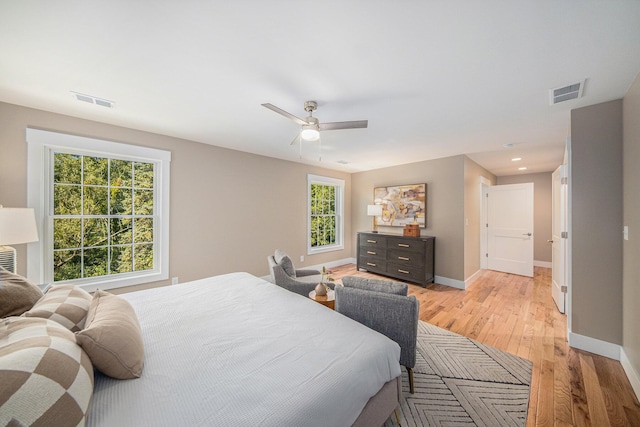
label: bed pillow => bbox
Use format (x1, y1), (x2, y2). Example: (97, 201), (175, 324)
(0, 267), (44, 318)
(0, 316), (94, 426)
(23, 284), (92, 332)
(274, 249), (296, 277)
(75, 290), (145, 379)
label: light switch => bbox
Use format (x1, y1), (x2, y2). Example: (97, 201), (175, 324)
(623, 226), (629, 241)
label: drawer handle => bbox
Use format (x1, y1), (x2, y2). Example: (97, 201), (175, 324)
(367, 251), (377, 255)
(367, 262), (377, 267)
(398, 256), (410, 261)
(398, 269), (410, 274)
(397, 243), (410, 248)
(367, 240), (377, 244)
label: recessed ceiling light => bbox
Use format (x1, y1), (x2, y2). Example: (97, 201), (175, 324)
(336, 160), (350, 165)
(503, 143), (514, 148)
(512, 157), (522, 161)
(518, 167), (527, 171)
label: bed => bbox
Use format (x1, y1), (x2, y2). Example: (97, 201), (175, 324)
(86, 272), (402, 426)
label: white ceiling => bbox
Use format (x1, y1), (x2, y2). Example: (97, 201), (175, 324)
(1, 1), (639, 176)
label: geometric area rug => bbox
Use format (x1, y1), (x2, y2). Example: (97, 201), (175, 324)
(384, 321), (533, 427)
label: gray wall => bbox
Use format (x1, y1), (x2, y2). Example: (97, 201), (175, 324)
(623, 74), (640, 384)
(570, 99), (623, 344)
(497, 172), (552, 264)
(0, 102), (352, 292)
(351, 155), (494, 283)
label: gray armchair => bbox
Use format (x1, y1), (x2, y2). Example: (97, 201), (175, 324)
(335, 276), (419, 394)
(267, 249), (331, 296)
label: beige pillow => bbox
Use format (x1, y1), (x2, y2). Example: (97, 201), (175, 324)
(0, 267), (43, 318)
(0, 317), (94, 426)
(75, 290), (145, 379)
(23, 284), (92, 332)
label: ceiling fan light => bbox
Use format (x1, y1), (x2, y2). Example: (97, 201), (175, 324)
(301, 126), (320, 141)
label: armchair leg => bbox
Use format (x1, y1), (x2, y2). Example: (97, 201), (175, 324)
(407, 367), (414, 394)
(394, 408), (401, 426)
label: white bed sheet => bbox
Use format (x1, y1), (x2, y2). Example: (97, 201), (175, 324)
(87, 272), (401, 427)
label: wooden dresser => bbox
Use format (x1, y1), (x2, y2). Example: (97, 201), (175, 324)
(356, 232), (435, 287)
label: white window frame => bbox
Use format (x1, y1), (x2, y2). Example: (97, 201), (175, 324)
(26, 128), (171, 292)
(307, 174), (344, 255)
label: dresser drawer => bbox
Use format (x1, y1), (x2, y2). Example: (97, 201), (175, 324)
(386, 262), (425, 283)
(387, 237), (425, 252)
(359, 257), (386, 272)
(360, 247), (386, 260)
(387, 248), (420, 266)
(359, 234), (386, 249)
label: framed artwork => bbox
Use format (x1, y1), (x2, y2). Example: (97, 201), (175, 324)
(373, 183), (426, 228)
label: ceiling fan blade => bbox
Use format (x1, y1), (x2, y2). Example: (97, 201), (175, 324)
(262, 103), (307, 126)
(319, 120), (368, 131)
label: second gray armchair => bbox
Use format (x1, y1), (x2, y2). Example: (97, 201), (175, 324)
(335, 276), (419, 394)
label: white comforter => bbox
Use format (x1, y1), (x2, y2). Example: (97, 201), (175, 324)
(87, 272), (401, 427)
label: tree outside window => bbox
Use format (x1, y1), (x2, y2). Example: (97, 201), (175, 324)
(52, 152), (155, 282)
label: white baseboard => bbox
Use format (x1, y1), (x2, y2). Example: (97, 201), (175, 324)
(308, 257), (357, 272)
(568, 330), (621, 360)
(435, 275), (466, 290)
(534, 260), (552, 268)
(621, 348), (640, 402)
(464, 269), (483, 289)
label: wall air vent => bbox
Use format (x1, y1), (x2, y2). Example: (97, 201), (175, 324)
(0, 246), (16, 273)
(71, 91), (115, 108)
(549, 80), (585, 105)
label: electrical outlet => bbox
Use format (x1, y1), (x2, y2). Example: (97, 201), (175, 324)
(300, 255), (304, 262)
(171, 277), (179, 285)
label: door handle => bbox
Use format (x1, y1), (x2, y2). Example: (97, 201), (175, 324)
(547, 240), (553, 243)
(523, 233), (532, 237)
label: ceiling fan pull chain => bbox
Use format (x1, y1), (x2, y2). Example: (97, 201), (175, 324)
(299, 132), (303, 159)
(319, 137), (322, 162)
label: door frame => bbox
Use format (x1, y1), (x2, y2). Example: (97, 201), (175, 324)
(551, 164), (568, 313)
(479, 177), (492, 269)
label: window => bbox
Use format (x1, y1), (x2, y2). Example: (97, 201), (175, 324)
(307, 174), (344, 254)
(27, 128), (170, 291)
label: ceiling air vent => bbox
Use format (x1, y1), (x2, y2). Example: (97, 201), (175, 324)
(549, 80), (585, 105)
(71, 91), (115, 108)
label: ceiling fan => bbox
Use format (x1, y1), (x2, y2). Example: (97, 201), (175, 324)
(261, 100), (368, 144)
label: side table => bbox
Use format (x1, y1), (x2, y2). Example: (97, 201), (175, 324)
(308, 289), (335, 310)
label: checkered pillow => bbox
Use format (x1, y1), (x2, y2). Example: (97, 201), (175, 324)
(23, 284), (92, 332)
(0, 316), (94, 427)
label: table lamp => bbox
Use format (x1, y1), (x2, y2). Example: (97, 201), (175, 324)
(0, 206), (39, 273)
(367, 204), (383, 233)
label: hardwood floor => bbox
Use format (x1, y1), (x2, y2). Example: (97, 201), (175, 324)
(329, 264), (640, 427)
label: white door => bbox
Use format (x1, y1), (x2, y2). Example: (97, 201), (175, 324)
(551, 166), (567, 313)
(487, 183), (534, 277)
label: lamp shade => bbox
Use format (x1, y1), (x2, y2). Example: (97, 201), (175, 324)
(367, 204), (383, 216)
(0, 207), (39, 245)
